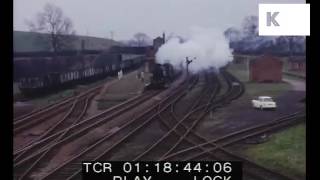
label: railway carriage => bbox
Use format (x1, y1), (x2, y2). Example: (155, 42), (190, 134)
(18, 52), (145, 97)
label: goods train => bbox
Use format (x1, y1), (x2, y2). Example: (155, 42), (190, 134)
(145, 63), (175, 89)
(18, 55), (144, 97)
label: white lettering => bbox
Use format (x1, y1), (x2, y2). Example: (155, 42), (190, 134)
(93, 162), (102, 173)
(134, 176), (152, 180)
(83, 162), (91, 173)
(113, 176), (124, 180)
(103, 163), (112, 173)
(204, 176), (215, 180)
(212, 176), (222, 180)
(144, 176), (152, 180)
(193, 176), (231, 180)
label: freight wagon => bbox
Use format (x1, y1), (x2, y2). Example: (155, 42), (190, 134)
(18, 54), (144, 97)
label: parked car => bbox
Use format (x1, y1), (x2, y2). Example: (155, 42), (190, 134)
(252, 96), (277, 110)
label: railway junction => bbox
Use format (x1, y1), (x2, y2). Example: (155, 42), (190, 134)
(13, 56), (305, 180)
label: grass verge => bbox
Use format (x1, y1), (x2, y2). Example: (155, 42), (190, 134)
(244, 123), (306, 179)
(227, 62), (292, 98)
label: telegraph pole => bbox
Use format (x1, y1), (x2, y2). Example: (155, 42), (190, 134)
(186, 56), (195, 85)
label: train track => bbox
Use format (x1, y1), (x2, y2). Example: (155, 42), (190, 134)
(156, 72), (222, 156)
(14, 96), (76, 122)
(14, 89), (154, 155)
(160, 108), (302, 179)
(161, 111), (305, 180)
(15, 94), (94, 180)
(13, 74), (192, 180)
(153, 70), (303, 180)
(13, 69), (305, 180)
(32, 76), (197, 180)
(13, 85), (103, 134)
(132, 69), (243, 161)
(14, 92), (95, 162)
(13, 89), (160, 163)
(13, 85), (104, 126)
(132, 71), (221, 161)
(13, 87), (102, 153)
(131, 69), (301, 180)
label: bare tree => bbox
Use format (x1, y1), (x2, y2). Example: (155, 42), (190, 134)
(242, 16), (258, 36)
(26, 3), (77, 54)
(133, 32), (151, 46)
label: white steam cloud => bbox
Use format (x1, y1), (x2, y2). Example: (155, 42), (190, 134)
(155, 27), (233, 72)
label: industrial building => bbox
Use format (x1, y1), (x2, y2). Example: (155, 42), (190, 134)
(249, 55), (283, 82)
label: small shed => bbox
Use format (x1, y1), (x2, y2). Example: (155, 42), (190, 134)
(249, 55), (283, 82)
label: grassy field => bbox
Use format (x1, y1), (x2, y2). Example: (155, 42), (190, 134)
(226, 58), (305, 179)
(283, 71), (306, 79)
(244, 123), (306, 179)
(245, 82), (292, 98)
(283, 74), (306, 82)
(226, 61), (250, 82)
(227, 62), (293, 98)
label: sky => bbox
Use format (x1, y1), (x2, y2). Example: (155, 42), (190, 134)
(14, 0), (305, 41)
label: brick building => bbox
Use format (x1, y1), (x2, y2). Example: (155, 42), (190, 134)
(249, 55), (283, 82)
(144, 33), (166, 73)
(153, 34), (165, 50)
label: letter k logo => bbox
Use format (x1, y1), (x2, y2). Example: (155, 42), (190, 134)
(267, 12), (280, 26)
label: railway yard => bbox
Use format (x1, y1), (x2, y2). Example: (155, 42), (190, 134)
(11, 1), (309, 179)
(13, 61), (306, 180)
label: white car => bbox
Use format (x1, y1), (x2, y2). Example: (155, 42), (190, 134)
(252, 96), (277, 110)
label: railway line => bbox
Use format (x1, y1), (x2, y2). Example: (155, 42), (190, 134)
(158, 71), (240, 159)
(153, 70), (303, 180)
(14, 93), (95, 151)
(14, 96), (75, 122)
(18, 70), (246, 180)
(132, 71), (221, 160)
(14, 69), (164, 161)
(14, 92), (94, 162)
(156, 72), (223, 156)
(13, 68), (305, 180)
(21, 76), (196, 180)
(130, 69), (302, 180)
(13, 89), (160, 162)
(159, 109), (303, 179)
(15, 94), (93, 180)
(133, 70), (243, 161)
(14, 89), (163, 180)
(13, 86), (104, 152)
(13, 73), (190, 179)
(161, 111), (305, 180)
(176, 111), (305, 160)
(13, 85), (103, 128)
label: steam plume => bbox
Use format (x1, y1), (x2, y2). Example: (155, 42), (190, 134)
(155, 27), (233, 72)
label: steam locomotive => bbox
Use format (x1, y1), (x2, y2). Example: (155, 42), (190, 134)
(145, 63), (175, 89)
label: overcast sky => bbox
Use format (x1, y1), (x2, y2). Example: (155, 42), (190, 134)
(14, 0), (305, 41)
